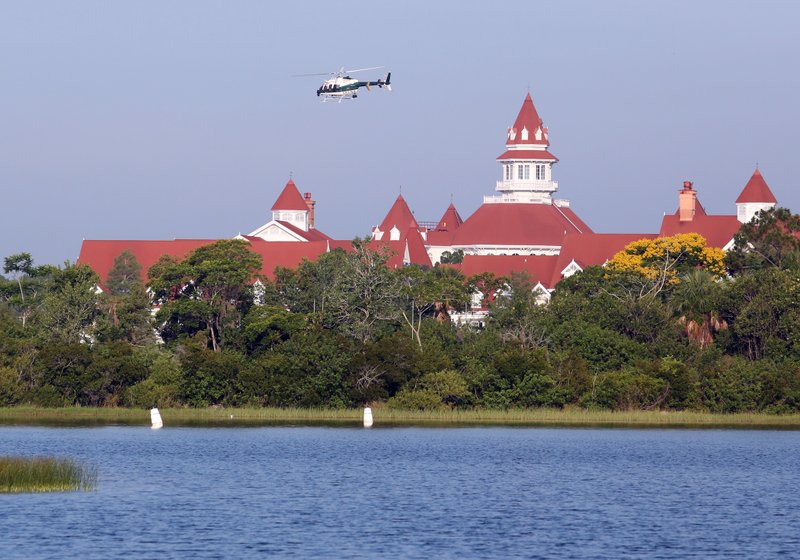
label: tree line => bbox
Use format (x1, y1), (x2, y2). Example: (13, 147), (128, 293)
(2, 207), (800, 412)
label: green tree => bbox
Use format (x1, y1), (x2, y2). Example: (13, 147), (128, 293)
(726, 207), (800, 274)
(242, 305), (306, 355)
(36, 263), (100, 344)
(488, 271), (550, 351)
(106, 250), (142, 295)
(324, 239), (399, 344)
(149, 240), (262, 351)
(396, 265), (470, 347)
(439, 249), (464, 264)
(388, 369), (469, 410)
(2, 253), (57, 328)
(270, 248), (349, 315)
(671, 269), (727, 349)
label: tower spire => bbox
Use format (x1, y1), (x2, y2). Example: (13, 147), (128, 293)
(493, 92), (560, 204)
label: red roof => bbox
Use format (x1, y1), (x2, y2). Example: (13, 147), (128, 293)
(242, 239), (348, 279)
(458, 254), (560, 289)
(78, 238), (356, 286)
(451, 203), (593, 247)
(78, 239), (219, 286)
(271, 179), (309, 211)
(435, 203), (463, 231)
(274, 221), (333, 242)
(736, 168), (777, 204)
(552, 233), (658, 286)
(506, 93), (549, 147)
(370, 229), (432, 269)
(496, 149), (558, 161)
(377, 194), (419, 233)
(659, 211), (741, 249)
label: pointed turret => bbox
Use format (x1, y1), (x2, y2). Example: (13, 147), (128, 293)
(373, 194), (419, 241)
(506, 92), (548, 147)
(435, 203), (463, 231)
(271, 179), (308, 212)
(271, 179), (310, 232)
(736, 168), (777, 223)
(494, 92), (559, 203)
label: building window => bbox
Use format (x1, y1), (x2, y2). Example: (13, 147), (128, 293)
(536, 164), (546, 180)
(523, 165), (530, 180)
(518, 165), (524, 180)
(505, 164), (512, 180)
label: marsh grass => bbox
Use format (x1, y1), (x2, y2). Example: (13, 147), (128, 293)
(2, 406), (800, 428)
(0, 456), (97, 493)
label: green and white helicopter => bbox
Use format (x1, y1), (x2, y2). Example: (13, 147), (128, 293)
(298, 67), (392, 102)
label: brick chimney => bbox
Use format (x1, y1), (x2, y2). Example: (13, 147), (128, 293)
(679, 181), (696, 222)
(304, 192), (316, 229)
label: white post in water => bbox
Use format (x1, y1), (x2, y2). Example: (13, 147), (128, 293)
(150, 407), (163, 430)
(363, 407), (373, 428)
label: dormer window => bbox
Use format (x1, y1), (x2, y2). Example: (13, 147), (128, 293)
(535, 127), (542, 141)
(508, 128), (517, 141)
(521, 127), (529, 141)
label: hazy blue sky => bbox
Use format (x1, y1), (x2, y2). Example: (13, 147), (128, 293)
(2, 1), (798, 265)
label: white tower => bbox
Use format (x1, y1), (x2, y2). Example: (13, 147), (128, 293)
(491, 93), (560, 204)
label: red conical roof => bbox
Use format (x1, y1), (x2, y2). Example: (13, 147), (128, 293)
(736, 168), (777, 204)
(271, 179), (309, 211)
(378, 194), (419, 232)
(436, 203), (463, 231)
(506, 93), (548, 147)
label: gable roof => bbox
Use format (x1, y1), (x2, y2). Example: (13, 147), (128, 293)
(271, 179), (309, 211)
(736, 168), (777, 204)
(451, 203), (593, 247)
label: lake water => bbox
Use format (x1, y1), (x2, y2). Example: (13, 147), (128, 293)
(2, 426), (799, 559)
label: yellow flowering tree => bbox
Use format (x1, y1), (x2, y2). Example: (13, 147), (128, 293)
(607, 233), (726, 288)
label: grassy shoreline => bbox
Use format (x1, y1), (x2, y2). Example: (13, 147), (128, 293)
(2, 406), (800, 428)
(0, 456), (97, 493)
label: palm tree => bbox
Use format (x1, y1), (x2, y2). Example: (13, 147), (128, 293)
(672, 269), (727, 349)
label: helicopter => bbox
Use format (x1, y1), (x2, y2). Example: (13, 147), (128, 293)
(297, 67), (392, 102)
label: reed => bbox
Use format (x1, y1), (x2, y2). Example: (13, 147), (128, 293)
(0, 456), (97, 493)
(2, 406), (800, 428)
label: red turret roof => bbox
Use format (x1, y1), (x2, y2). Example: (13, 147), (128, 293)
(271, 179), (309, 211)
(436, 203), (463, 231)
(736, 168), (777, 204)
(506, 93), (549, 147)
(377, 194), (419, 232)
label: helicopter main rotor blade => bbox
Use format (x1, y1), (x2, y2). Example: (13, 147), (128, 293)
(292, 72), (333, 77)
(344, 66), (384, 74)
